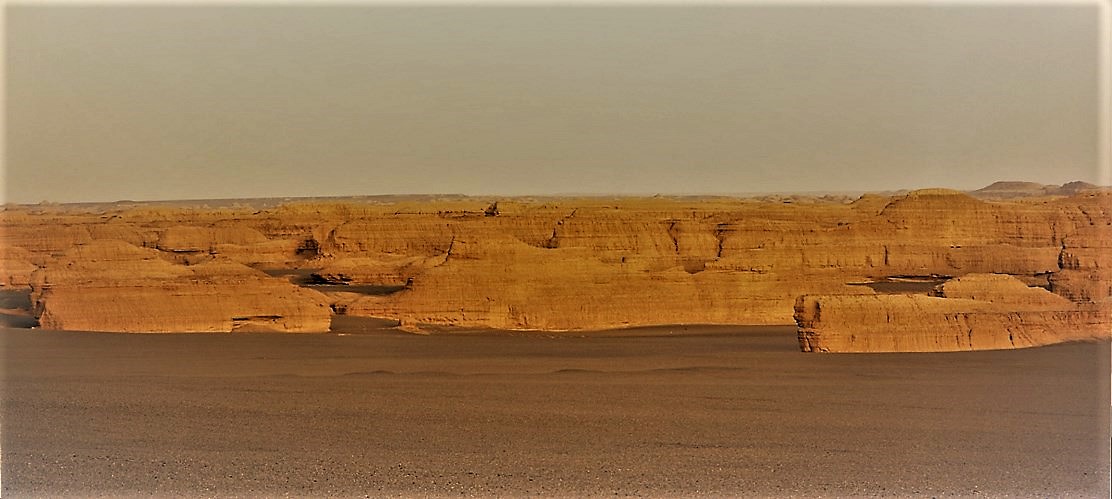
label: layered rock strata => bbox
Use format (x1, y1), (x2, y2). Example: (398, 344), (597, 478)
(30, 240), (331, 333)
(795, 274), (1109, 353)
(1, 184), (1108, 343)
(343, 234), (872, 330)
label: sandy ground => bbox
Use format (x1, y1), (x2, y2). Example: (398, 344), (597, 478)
(2, 323), (1109, 497)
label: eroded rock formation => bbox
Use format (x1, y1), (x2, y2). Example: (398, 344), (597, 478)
(1, 182), (1108, 347)
(343, 234), (872, 330)
(29, 240), (331, 333)
(796, 274), (1109, 352)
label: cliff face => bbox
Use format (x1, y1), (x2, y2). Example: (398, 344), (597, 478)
(336, 191), (1108, 331)
(342, 234), (871, 330)
(1, 246), (36, 287)
(795, 274), (1109, 353)
(2, 189), (1108, 344)
(29, 240), (331, 333)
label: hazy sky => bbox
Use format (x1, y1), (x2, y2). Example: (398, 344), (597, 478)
(4, 4), (1105, 203)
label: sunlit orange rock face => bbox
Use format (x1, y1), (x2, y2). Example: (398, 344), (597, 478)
(793, 190), (1111, 352)
(28, 240), (331, 333)
(795, 274), (1108, 352)
(1, 187), (1109, 348)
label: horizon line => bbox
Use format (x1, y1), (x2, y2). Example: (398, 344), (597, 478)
(7, 180), (1107, 207)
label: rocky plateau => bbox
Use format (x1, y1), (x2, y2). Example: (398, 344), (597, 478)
(1, 182), (1108, 351)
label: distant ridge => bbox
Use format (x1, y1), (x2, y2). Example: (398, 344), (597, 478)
(1057, 181), (1101, 194)
(7, 181), (1108, 209)
(969, 181), (1104, 199)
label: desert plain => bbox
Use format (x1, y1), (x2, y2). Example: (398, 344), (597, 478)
(1, 181), (1110, 496)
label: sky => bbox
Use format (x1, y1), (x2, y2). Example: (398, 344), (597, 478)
(3, 4), (1106, 203)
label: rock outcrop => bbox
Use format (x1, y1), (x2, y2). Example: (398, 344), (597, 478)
(30, 240), (331, 333)
(1, 183), (1108, 345)
(344, 234), (872, 330)
(795, 274), (1109, 353)
(0, 246), (36, 287)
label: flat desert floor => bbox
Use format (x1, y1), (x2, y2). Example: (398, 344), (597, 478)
(2, 322), (1109, 497)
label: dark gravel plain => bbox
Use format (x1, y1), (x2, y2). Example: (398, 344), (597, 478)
(2, 322), (1109, 497)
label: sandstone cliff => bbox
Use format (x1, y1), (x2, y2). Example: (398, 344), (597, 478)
(1, 246), (36, 287)
(795, 274), (1109, 353)
(1, 187), (1108, 344)
(30, 240), (331, 333)
(343, 234), (872, 330)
